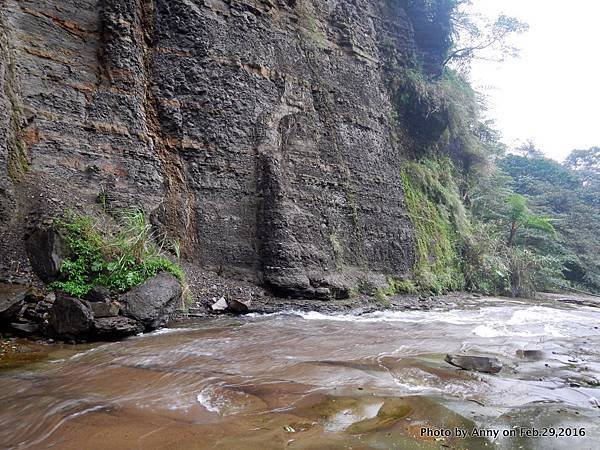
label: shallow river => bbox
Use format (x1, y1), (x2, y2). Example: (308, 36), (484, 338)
(1, 296), (600, 449)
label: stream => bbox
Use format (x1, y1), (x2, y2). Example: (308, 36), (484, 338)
(1, 295), (600, 449)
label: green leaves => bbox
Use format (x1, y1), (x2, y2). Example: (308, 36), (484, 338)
(524, 215), (555, 235)
(49, 211), (186, 298)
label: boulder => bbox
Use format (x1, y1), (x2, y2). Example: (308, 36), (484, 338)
(48, 294), (94, 339)
(121, 272), (182, 330)
(85, 286), (112, 303)
(9, 322), (41, 335)
(93, 316), (142, 339)
(516, 350), (545, 360)
(211, 297), (228, 312)
(22, 292), (55, 323)
(225, 297), (251, 314)
(24, 225), (68, 282)
(90, 301), (120, 318)
(0, 283), (27, 322)
(445, 354), (503, 374)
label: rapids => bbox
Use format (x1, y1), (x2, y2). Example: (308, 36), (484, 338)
(1, 295), (599, 449)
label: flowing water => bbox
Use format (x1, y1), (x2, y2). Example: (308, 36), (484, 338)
(1, 296), (600, 449)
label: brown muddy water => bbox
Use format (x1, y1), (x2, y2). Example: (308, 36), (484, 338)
(1, 296), (600, 449)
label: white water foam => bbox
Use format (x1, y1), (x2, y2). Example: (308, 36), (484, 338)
(293, 309), (491, 324)
(196, 386), (228, 414)
(286, 305), (598, 339)
(470, 306), (594, 338)
(148, 327), (197, 336)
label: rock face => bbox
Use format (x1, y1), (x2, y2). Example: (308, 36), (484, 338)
(121, 272), (182, 330)
(445, 354), (503, 374)
(0, 0), (452, 297)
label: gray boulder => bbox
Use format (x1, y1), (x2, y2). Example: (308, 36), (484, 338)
(121, 272), (182, 330)
(211, 297), (228, 312)
(93, 316), (142, 339)
(0, 283), (27, 322)
(445, 354), (503, 374)
(516, 350), (545, 360)
(89, 301), (120, 318)
(48, 294), (94, 339)
(225, 297), (251, 314)
(85, 286), (112, 303)
(24, 225), (68, 282)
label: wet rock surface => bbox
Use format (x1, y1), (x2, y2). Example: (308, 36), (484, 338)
(224, 297), (251, 314)
(445, 354), (503, 374)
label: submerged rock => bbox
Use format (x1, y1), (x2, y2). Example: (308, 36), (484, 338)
(48, 294), (94, 340)
(445, 354), (503, 374)
(121, 272), (182, 331)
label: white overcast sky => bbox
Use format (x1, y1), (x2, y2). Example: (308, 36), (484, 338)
(469, 0), (600, 161)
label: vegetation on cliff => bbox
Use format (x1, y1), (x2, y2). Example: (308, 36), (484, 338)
(400, 159), (464, 294)
(394, 1), (598, 297)
(49, 211), (185, 298)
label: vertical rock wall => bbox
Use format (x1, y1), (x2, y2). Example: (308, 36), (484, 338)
(0, 0), (449, 297)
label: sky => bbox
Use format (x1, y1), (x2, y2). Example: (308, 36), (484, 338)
(468, 0), (600, 161)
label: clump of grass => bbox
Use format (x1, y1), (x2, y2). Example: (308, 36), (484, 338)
(49, 210), (186, 298)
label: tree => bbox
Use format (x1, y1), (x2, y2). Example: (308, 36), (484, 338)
(444, 2), (529, 72)
(564, 147), (600, 189)
(514, 140), (545, 159)
(564, 147), (600, 172)
(506, 194), (555, 247)
(499, 153), (600, 293)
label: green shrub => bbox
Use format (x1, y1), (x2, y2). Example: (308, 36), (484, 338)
(49, 211), (186, 298)
(460, 222), (509, 295)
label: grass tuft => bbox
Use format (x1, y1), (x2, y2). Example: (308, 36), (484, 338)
(49, 211), (188, 299)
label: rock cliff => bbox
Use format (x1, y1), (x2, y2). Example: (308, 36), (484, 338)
(0, 0), (451, 298)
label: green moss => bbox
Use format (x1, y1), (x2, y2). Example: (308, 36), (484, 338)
(49, 211), (187, 299)
(5, 92), (28, 183)
(374, 288), (388, 303)
(394, 279), (418, 294)
(401, 159), (465, 294)
(7, 140), (28, 182)
(347, 286), (359, 298)
(329, 233), (344, 269)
